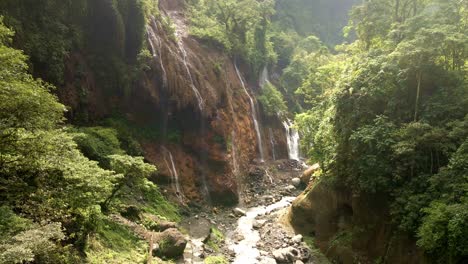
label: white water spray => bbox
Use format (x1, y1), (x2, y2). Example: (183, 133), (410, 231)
(282, 119), (300, 160)
(269, 128), (276, 161)
(177, 40), (204, 111)
(163, 148), (184, 202)
(259, 66), (269, 88)
(234, 63), (265, 162)
(146, 19), (168, 88)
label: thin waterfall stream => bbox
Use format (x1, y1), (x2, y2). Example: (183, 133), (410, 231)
(269, 128), (276, 161)
(177, 41), (204, 111)
(282, 119), (300, 160)
(147, 19), (168, 88)
(162, 147), (184, 202)
(259, 65), (269, 88)
(234, 62), (265, 162)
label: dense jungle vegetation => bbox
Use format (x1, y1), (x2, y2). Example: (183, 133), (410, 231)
(293, 1), (468, 262)
(186, 0), (468, 262)
(0, 0), (466, 263)
(0, 1), (177, 262)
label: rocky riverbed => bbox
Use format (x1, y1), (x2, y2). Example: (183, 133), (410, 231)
(176, 159), (325, 264)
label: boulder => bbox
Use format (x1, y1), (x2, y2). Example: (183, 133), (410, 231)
(233, 208), (247, 216)
(291, 178), (301, 188)
(153, 228), (187, 259)
(253, 219), (267, 229)
(291, 234), (303, 244)
(273, 247), (300, 263)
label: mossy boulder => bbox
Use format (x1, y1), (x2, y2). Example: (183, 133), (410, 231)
(153, 228), (187, 259)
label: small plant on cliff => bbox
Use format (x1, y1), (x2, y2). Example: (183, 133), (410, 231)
(258, 82), (288, 116)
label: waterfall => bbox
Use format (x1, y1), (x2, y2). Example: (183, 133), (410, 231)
(231, 131), (240, 175)
(234, 62), (265, 162)
(259, 66), (269, 88)
(177, 39), (204, 111)
(146, 19), (168, 88)
(163, 147), (184, 201)
(269, 128), (276, 161)
(282, 119), (300, 160)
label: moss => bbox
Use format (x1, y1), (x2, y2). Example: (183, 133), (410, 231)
(205, 226), (224, 252)
(303, 236), (331, 264)
(85, 218), (147, 263)
(204, 256), (228, 264)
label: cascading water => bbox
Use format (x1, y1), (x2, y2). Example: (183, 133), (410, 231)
(146, 19), (168, 88)
(177, 40), (204, 111)
(163, 147), (184, 202)
(234, 62), (265, 162)
(282, 119), (300, 160)
(259, 66), (269, 88)
(269, 128), (276, 161)
(231, 131), (240, 176)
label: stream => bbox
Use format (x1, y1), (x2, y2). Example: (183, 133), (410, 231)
(228, 197), (296, 264)
(178, 160), (314, 264)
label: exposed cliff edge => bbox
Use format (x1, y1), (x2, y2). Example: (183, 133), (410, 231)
(289, 179), (428, 263)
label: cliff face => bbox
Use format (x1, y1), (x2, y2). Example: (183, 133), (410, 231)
(8, 0), (289, 205)
(289, 180), (427, 263)
(134, 0), (290, 205)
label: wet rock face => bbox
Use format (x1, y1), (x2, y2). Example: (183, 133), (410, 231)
(136, 2), (263, 204)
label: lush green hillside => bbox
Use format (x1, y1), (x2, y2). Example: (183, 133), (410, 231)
(295, 0), (468, 262)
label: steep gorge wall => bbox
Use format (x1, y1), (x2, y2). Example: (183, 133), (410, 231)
(135, 0), (290, 205)
(289, 180), (427, 263)
(0, 0), (291, 205)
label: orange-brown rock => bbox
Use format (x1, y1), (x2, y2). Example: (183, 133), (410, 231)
(300, 163), (320, 185)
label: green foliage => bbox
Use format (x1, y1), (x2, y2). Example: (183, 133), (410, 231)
(103, 155), (156, 209)
(0, 18), (178, 262)
(205, 226), (224, 252)
(85, 218), (147, 263)
(0, 0), (155, 104)
(295, 0), (468, 261)
(188, 0), (276, 75)
(0, 222), (65, 264)
(274, 0), (359, 47)
(72, 127), (124, 168)
(417, 202), (468, 260)
(204, 256), (228, 264)
(258, 82), (287, 116)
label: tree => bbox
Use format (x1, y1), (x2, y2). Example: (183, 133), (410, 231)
(103, 155), (156, 210)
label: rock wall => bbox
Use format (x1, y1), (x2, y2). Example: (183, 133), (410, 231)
(130, 0), (289, 205)
(289, 180), (428, 264)
(56, 0), (290, 205)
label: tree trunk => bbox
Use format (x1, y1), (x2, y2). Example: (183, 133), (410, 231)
(414, 71), (422, 122)
(395, 0), (400, 22)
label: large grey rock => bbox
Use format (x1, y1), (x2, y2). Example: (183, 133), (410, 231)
(273, 246), (300, 263)
(253, 219), (267, 229)
(153, 228), (187, 258)
(291, 178), (301, 188)
(291, 234), (303, 244)
(233, 208), (247, 216)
